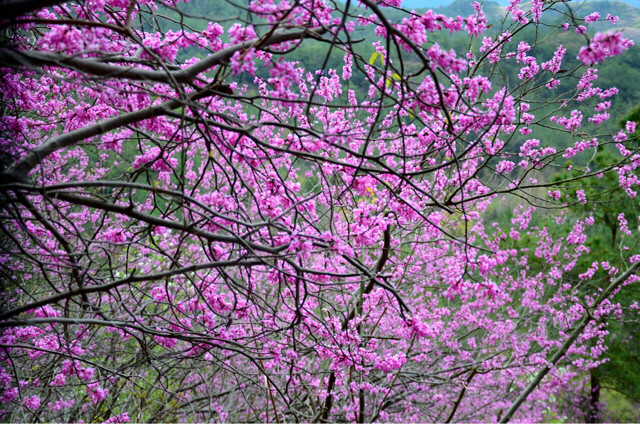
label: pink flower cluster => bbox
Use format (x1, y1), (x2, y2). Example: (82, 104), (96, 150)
(578, 32), (633, 66)
(1, 0), (638, 422)
(131, 146), (178, 172)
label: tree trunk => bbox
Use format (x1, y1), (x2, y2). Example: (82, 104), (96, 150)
(587, 368), (601, 423)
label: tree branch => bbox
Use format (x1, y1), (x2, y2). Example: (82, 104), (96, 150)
(0, 26), (328, 85)
(0, 258), (262, 321)
(499, 261), (640, 423)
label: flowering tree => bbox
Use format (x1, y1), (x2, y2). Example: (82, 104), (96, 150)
(1, 0), (639, 422)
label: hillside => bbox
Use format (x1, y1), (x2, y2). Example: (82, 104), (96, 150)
(403, 0), (640, 8)
(178, 0), (640, 41)
(588, 0), (640, 39)
(431, 0), (640, 42)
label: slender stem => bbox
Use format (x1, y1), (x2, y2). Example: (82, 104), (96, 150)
(445, 367), (478, 423)
(499, 261), (640, 423)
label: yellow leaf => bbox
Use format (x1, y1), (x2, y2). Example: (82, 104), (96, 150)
(366, 187), (376, 203)
(369, 52), (379, 65)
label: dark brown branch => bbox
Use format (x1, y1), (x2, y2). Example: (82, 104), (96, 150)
(445, 367), (478, 423)
(318, 223), (393, 422)
(4, 96), (186, 181)
(0, 258), (262, 322)
(499, 261), (640, 423)
(0, 26), (328, 85)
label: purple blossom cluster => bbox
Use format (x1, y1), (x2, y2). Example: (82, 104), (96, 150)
(0, 0), (639, 422)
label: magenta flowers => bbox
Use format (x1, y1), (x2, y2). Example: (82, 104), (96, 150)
(0, 0), (639, 422)
(578, 31), (633, 66)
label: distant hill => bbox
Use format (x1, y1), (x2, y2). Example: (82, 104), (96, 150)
(400, 0), (460, 7)
(424, 0), (640, 41)
(402, 0), (640, 7)
(587, 0), (640, 40)
(434, 0), (504, 15)
(178, 0), (640, 41)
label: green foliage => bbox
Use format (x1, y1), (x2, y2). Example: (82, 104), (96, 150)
(601, 389), (640, 422)
(619, 103), (640, 128)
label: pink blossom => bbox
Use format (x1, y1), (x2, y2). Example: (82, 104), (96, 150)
(49, 399), (74, 412)
(584, 12), (600, 23)
(77, 367), (95, 382)
(530, 0), (543, 22)
(618, 213), (632, 235)
(102, 413), (131, 423)
(427, 44), (466, 72)
(33, 305), (60, 318)
(1, 388), (18, 403)
(578, 32), (633, 66)
(228, 24), (257, 44)
(50, 373), (66, 387)
(23, 395), (40, 410)
(131, 147), (178, 172)
(374, 353), (406, 372)
(548, 190), (561, 200)
(546, 78), (560, 89)
(576, 190), (587, 204)
(496, 160), (516, 174)
(614, 131), (628, 142)
(87, 383), (108, 404)
(541, 45), (566, 73)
